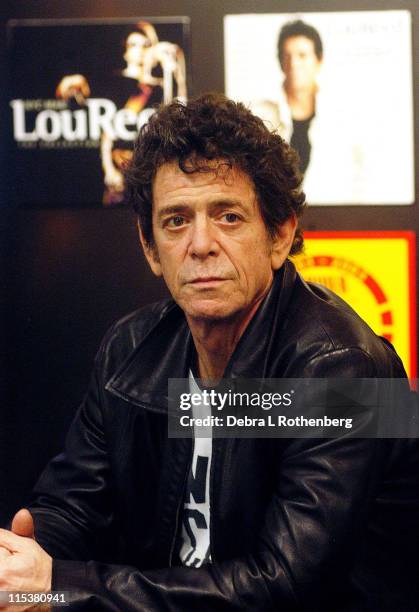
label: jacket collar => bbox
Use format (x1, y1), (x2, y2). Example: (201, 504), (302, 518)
(106, 260), (297, 412)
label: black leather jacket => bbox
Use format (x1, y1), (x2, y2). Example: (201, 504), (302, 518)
(29, 261), (419, 611)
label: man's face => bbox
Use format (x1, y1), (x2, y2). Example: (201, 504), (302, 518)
(124, 32), (150, 67)
(141, 161), (295, 323)
(280, 36), (321, 92)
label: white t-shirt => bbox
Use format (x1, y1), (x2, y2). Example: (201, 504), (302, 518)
(179, 371), (212, 567)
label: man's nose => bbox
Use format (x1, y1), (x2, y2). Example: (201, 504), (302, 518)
(188, 218), (219, 259)
(289, 55), (299, 70)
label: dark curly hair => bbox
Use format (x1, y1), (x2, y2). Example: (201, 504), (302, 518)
(124, 92), (306, 255)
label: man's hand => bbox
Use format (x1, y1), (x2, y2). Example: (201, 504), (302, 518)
(0, 509), (52, 594)
(56, 74), (90, 104)
(11, 510), (35, 539)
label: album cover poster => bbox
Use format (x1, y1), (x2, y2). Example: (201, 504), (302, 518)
(225, 11), (414, 205)
(8, 18), (190, 208)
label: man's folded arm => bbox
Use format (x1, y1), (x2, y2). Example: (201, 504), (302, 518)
(49, 425), (383, 611)
(31, 349), (387, 611)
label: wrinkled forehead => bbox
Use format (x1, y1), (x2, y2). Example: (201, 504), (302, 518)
(151, 159), (259, 210)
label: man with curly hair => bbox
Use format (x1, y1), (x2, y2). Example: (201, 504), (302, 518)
(1, 94), (418, 611)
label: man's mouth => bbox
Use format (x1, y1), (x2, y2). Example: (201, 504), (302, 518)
(189, 277), (227, 284)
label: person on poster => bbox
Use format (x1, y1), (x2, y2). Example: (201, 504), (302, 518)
(0, 94), (418, 610)
(252, 19), (353, 204)
(56, 21), (187, 206)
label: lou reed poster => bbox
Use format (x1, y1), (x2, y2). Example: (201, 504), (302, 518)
(8, 18), (190, 208)
(225, 11), (414, 205)
(293, 231), (416, 378)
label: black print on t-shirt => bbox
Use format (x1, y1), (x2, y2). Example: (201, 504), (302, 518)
(188, 455), (208, 503)
(181, 454), (211, 567)
(182, 509), (208, 566)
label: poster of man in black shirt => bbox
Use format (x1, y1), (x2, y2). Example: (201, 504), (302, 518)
(225, 10), (414, 205)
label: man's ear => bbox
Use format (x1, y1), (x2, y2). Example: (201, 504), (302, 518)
(137, 221), (162, 277)
(270, 215), (297, 271)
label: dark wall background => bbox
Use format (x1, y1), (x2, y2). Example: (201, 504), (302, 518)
(1, 0), (418, 524)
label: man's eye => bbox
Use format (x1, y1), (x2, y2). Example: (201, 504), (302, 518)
(222, 213), (240, 223)
(167, 216), (185, 227)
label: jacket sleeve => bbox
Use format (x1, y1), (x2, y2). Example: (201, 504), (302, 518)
(29, 352), (115, 562)
(38, 348), (394, 611)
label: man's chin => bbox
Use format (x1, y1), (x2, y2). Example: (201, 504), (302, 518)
(182, 300), (238, 322)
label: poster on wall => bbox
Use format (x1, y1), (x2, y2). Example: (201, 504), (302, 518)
(293, 231), (416, 378)
(8, 18), (190, 208)
(225, 11), (414, 205)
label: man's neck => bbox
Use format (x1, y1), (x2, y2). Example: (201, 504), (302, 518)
(186, 292), (268, 384)
(285, 84), (316, 120)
